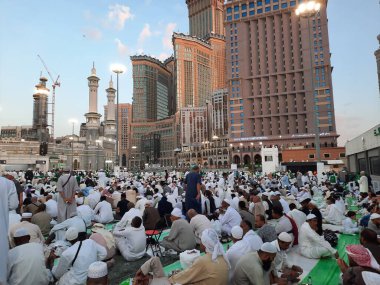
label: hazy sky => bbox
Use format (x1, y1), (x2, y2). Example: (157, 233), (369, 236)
(0, 0), (379, 146)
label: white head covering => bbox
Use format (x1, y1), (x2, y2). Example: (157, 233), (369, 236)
(260, 242), (277, 253)
(370, 213), (380, 220)
(21, 212), (32, 218)
(278, 232), (293, 243)
(65, 227), (79, 241)
(14, 228), (29, 237)
(88, 261), (108, 278)
(306, 213), (317, 220)
(201, 229), (230, 268)
(145, 200), (153, 206)
(362, 271), (380, 285)
(171, 208), (182, 218)
(231, 226), (243, 239)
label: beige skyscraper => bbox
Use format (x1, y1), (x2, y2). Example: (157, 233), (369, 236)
(225, 0), (338, 160)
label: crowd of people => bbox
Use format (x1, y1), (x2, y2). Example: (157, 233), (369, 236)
(1, 165), (380, 285)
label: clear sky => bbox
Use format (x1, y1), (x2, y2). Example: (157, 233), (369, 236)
(0, 0), (379, 146)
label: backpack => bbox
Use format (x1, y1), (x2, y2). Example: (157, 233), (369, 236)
(323, 229), (338, 247)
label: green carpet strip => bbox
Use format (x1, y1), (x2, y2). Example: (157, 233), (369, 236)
(300, 234), (359, 285)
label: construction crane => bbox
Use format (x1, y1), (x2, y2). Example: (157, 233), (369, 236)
(37, 55), (60, 141)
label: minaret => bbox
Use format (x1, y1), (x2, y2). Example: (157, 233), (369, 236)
(85, 63), (102, 147)
(104, 76), (117, 139)
(375, 34), (380, 95)
(32, 77), (50, 142)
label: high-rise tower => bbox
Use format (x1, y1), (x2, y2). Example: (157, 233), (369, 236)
(32, 76), (50, 142)
(85, 64), (102, 146)
(186, 0), (225, 38)
(224, 0), (338, 151)
(104, 77), (117, 139)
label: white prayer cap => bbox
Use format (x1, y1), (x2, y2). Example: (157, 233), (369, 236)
(21, 212), (32, 218)
(223, 199), (231, 204)
(65, 227), (79, 241)
(262, 192), (270, 197)
(145, 200), (153, 206)
(300, 197), (311, 203)
(274, 191), (281, 196)
(260, 242), (277, 254)
(76, 197), (84, 204)
(306, 214), (317, 220)
(92, 223), (105, 232)
(231, 226), (243, 239)
(171, 208), (182, 218)
(88, 261), (108, 279)
(362, 271), (380, 285)
(278, 232), (293, 243)
(136, 195), (143, 199)
(14, 228), (29, 237)
(370, 213), (380, 220)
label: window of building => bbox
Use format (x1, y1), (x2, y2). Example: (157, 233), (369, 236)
(240, 113), (244, 117)
(227, 7), (232, 14)
(240, 106), (243, 110)
(370, 156), (380, 175)
(257, 8), (263, 14)
(234, 14), (240, 20)
(231, 119), (234, 124)
(265, 0), (270, 4)
(249, 2), (254, 8)
(242, 12), (247, 17)
(290, 1), (296, 7)
(265, 6), (271, 12)
(323, 153), (330, 158)
(309, 154), (315, 159)
(249, 10), (255, 16)
(339, 153), (345, 158)
(231, 126), (235, 130)
(265, 155), (273, 162)
(257, 1), (263, 6)
(234, 5), (239, 12)
(281, 3), (288, 8)
(274, 4), (279, 10)
(227, 15), (232, 21)
(240, 126), (244, 130)
(242, 3), (247, 10)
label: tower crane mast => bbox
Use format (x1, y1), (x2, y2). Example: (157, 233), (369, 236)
(37, 55), (60, 141)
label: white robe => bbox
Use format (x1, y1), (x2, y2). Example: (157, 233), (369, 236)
(45, 199), (58, 218)
(242, 230), (263, 252)
(7, 243), (50, 285)
(52, 239), (107, 285)
(270, 239), (293, 278)
(94, 200), (114, 224)
(0, 177), (18, 284)
(342, 217), (359, 234)
(299, 222), (336, 259)
(77, 205), (95, 227)
(50, 216), (87, 241)
(219, 206), (242, 235)
(114, 226), (146, 261)
(226, 239), (251, 282)
(324, 204), (345, 225)
(115, 208), (142, 230)
(288, 209), (307, 230)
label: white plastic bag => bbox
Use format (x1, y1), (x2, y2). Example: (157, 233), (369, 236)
(180, 249), (201, 269)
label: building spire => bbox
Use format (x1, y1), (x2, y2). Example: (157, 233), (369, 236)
(91, 61), (96, 75)
(109, 75), (113, 88)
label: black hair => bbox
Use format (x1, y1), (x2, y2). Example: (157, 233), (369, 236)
(360, 228), (378, 243)
(242, 219), (253, 229)
(289, 203), (297, 210)
(100, 196), (107, 201)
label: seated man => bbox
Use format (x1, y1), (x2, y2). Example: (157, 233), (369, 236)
(134, 257), (170, 285)
(7, 228), (50, 285)
(368, 213), (380, 235)
(288, 203), (307, 231)
(233, 242), (278, 285)
(93, 196), (114, 224)
(87, 261), (108, 285)
(187, 209), (212, 244)
(169, 229), (229, 284)
(360, 228), (380, 263)
(219, 199), (242, 236)
(48, 211), (87, 242)
(9, 212), (44, 248)
(161, 208), (196, 253)
(89, 223), (116, 267)
(47, 227), (107, 285)
(227, 226), (251, 283)
(342, 211), (360, 234)
(114, 203), (140, 231)
(76, 199), (95, 227)
(113, 216), (146, 261)
(142, 200), (161, 230)
(270, 232), (303, 283)
(299, 214), (338, 259)
(322, 197), (345, 225)
(255, 214), (277, 243)
(240, 219), (263, 251)
(115, 193), (130, 220)
(272, 205), (298, 244)
(31, 203), (52, 236)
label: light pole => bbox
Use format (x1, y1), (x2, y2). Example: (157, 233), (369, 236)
(111, 63), (126, 167)
(296, 0), (321, 162)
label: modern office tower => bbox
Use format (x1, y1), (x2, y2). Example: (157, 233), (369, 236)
(224, 0), (338, 152)
(131, 55), (173, 122)
(32, 77), (50, 142)
(212, 88), (229, 137)
(117, 103), (132, 167)
(186, 0), (225, 38)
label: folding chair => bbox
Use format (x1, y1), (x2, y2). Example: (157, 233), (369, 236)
(145, 219), (165, 256)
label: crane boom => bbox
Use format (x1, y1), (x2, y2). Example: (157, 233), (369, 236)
(37, 55), (60, 141)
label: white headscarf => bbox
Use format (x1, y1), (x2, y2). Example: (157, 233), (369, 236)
(201, 229), (230, 269)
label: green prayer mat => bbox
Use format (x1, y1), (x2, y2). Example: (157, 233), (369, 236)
(300, 234), (359, 285)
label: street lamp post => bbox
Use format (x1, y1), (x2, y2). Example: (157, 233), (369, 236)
(296, 0), (321, 162)
(111, 64), (126, 167)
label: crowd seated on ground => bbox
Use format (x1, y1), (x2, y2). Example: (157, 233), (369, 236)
(2, 167), (380, 285)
